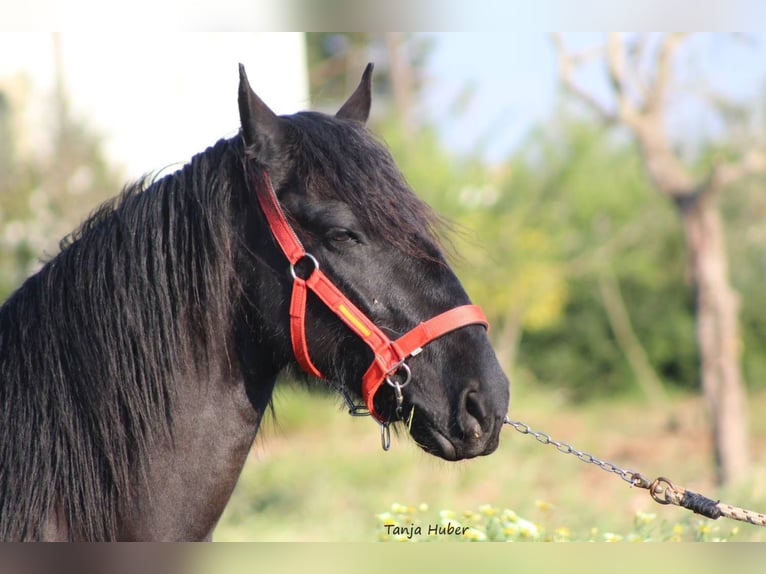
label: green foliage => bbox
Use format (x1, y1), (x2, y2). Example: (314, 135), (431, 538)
(499, 118), (699, 397)
(721, 179), (766, 391)
(0, 83), (121, 301)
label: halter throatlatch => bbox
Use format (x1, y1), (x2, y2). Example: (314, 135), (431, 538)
(252, 169), (489, 423)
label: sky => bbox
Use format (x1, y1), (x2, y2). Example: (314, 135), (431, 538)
(2, 32), (766, 179)
(422, 33), (558, 162)
(424, 33), (766, 162)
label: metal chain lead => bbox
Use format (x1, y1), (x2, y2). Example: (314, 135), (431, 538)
(504, 416), (766, 527)
(503, 417), (649, 487)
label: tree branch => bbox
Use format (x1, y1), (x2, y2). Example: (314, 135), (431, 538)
(605, 33), (640, 124)
(707, 150), (766, 195)
(626, 34), (649, 98)
(598, 270), (668, 405)
(551, 33), (616, 124)
(644, 33), (686, 115)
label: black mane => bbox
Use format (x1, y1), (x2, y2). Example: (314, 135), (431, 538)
(0, 137), (243, 541)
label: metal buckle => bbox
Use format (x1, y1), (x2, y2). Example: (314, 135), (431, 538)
(289, 253), (319, 280)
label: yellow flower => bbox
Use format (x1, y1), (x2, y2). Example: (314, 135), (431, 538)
(516, 519), (540, 539)
(390, 502), (408, 514)
(463, 510), (480, 521)
(535, 499), (555, 512)
(376, 512), (396, 526)
(479, 504), (499, 516)
(502, 509), (519, 522)
(554, 527), (571, 540)
(463, 528), (487, 541)
(635, 511), (656, 525)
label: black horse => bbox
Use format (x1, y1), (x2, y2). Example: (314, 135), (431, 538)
(0, 64), (510, 541)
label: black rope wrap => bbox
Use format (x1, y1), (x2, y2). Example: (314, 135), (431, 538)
(680, 490), (723, 520)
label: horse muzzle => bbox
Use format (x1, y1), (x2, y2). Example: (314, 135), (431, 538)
(408, 382), (507, 461)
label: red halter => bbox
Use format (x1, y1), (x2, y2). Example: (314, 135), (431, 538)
(252, 170), (489, 422)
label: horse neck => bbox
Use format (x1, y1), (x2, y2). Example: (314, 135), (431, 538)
(116, 341), (279, 541)
(113, 148), (289, 540)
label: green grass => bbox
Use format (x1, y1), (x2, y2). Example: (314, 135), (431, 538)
(214, 383), (766, 541)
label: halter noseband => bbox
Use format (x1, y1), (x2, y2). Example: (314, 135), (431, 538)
(252, 169), (489, 423)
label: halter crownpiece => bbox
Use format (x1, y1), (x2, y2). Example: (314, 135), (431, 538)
(251, 169), (489, 422)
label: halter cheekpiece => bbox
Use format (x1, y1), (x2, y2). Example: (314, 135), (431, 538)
(251, 169), (489, 424)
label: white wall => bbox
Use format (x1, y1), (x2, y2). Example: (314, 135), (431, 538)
(0, 33), (308, 180)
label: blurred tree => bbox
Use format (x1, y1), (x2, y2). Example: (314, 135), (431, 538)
(552, 33), (766, 485)
(483, 116), (690, 401)
(0, 34), (121, 301)
(305, 32), (433, 132)
(0, 92), (12, 185)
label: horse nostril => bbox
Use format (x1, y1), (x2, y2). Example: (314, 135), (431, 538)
(462, 390), (488, 440)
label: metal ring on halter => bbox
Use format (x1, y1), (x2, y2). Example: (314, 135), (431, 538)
(385, 361), (412, 389)
(289, 253), (320, 280)
(380, 422), (391, 451)
(348, 404), (372, 417)
(340, 388), (371, 417)
(391, 382), (404, 407)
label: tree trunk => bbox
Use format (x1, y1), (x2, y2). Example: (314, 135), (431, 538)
(553, 32), (757, 486)
(494, 310), (523, 372)
(598, 271), (667, 405)
(680, 197), (749, 485)
(631, 118), (750, 485)
(632, 120), (750, 485)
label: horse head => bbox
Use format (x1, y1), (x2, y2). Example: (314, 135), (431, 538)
(237, 64), (510, 460)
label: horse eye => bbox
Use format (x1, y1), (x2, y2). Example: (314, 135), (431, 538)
(326, 228), (356, 243)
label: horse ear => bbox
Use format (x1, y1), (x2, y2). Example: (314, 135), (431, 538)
(336, 63), (374, 123)
(238, 63), (282, 160)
